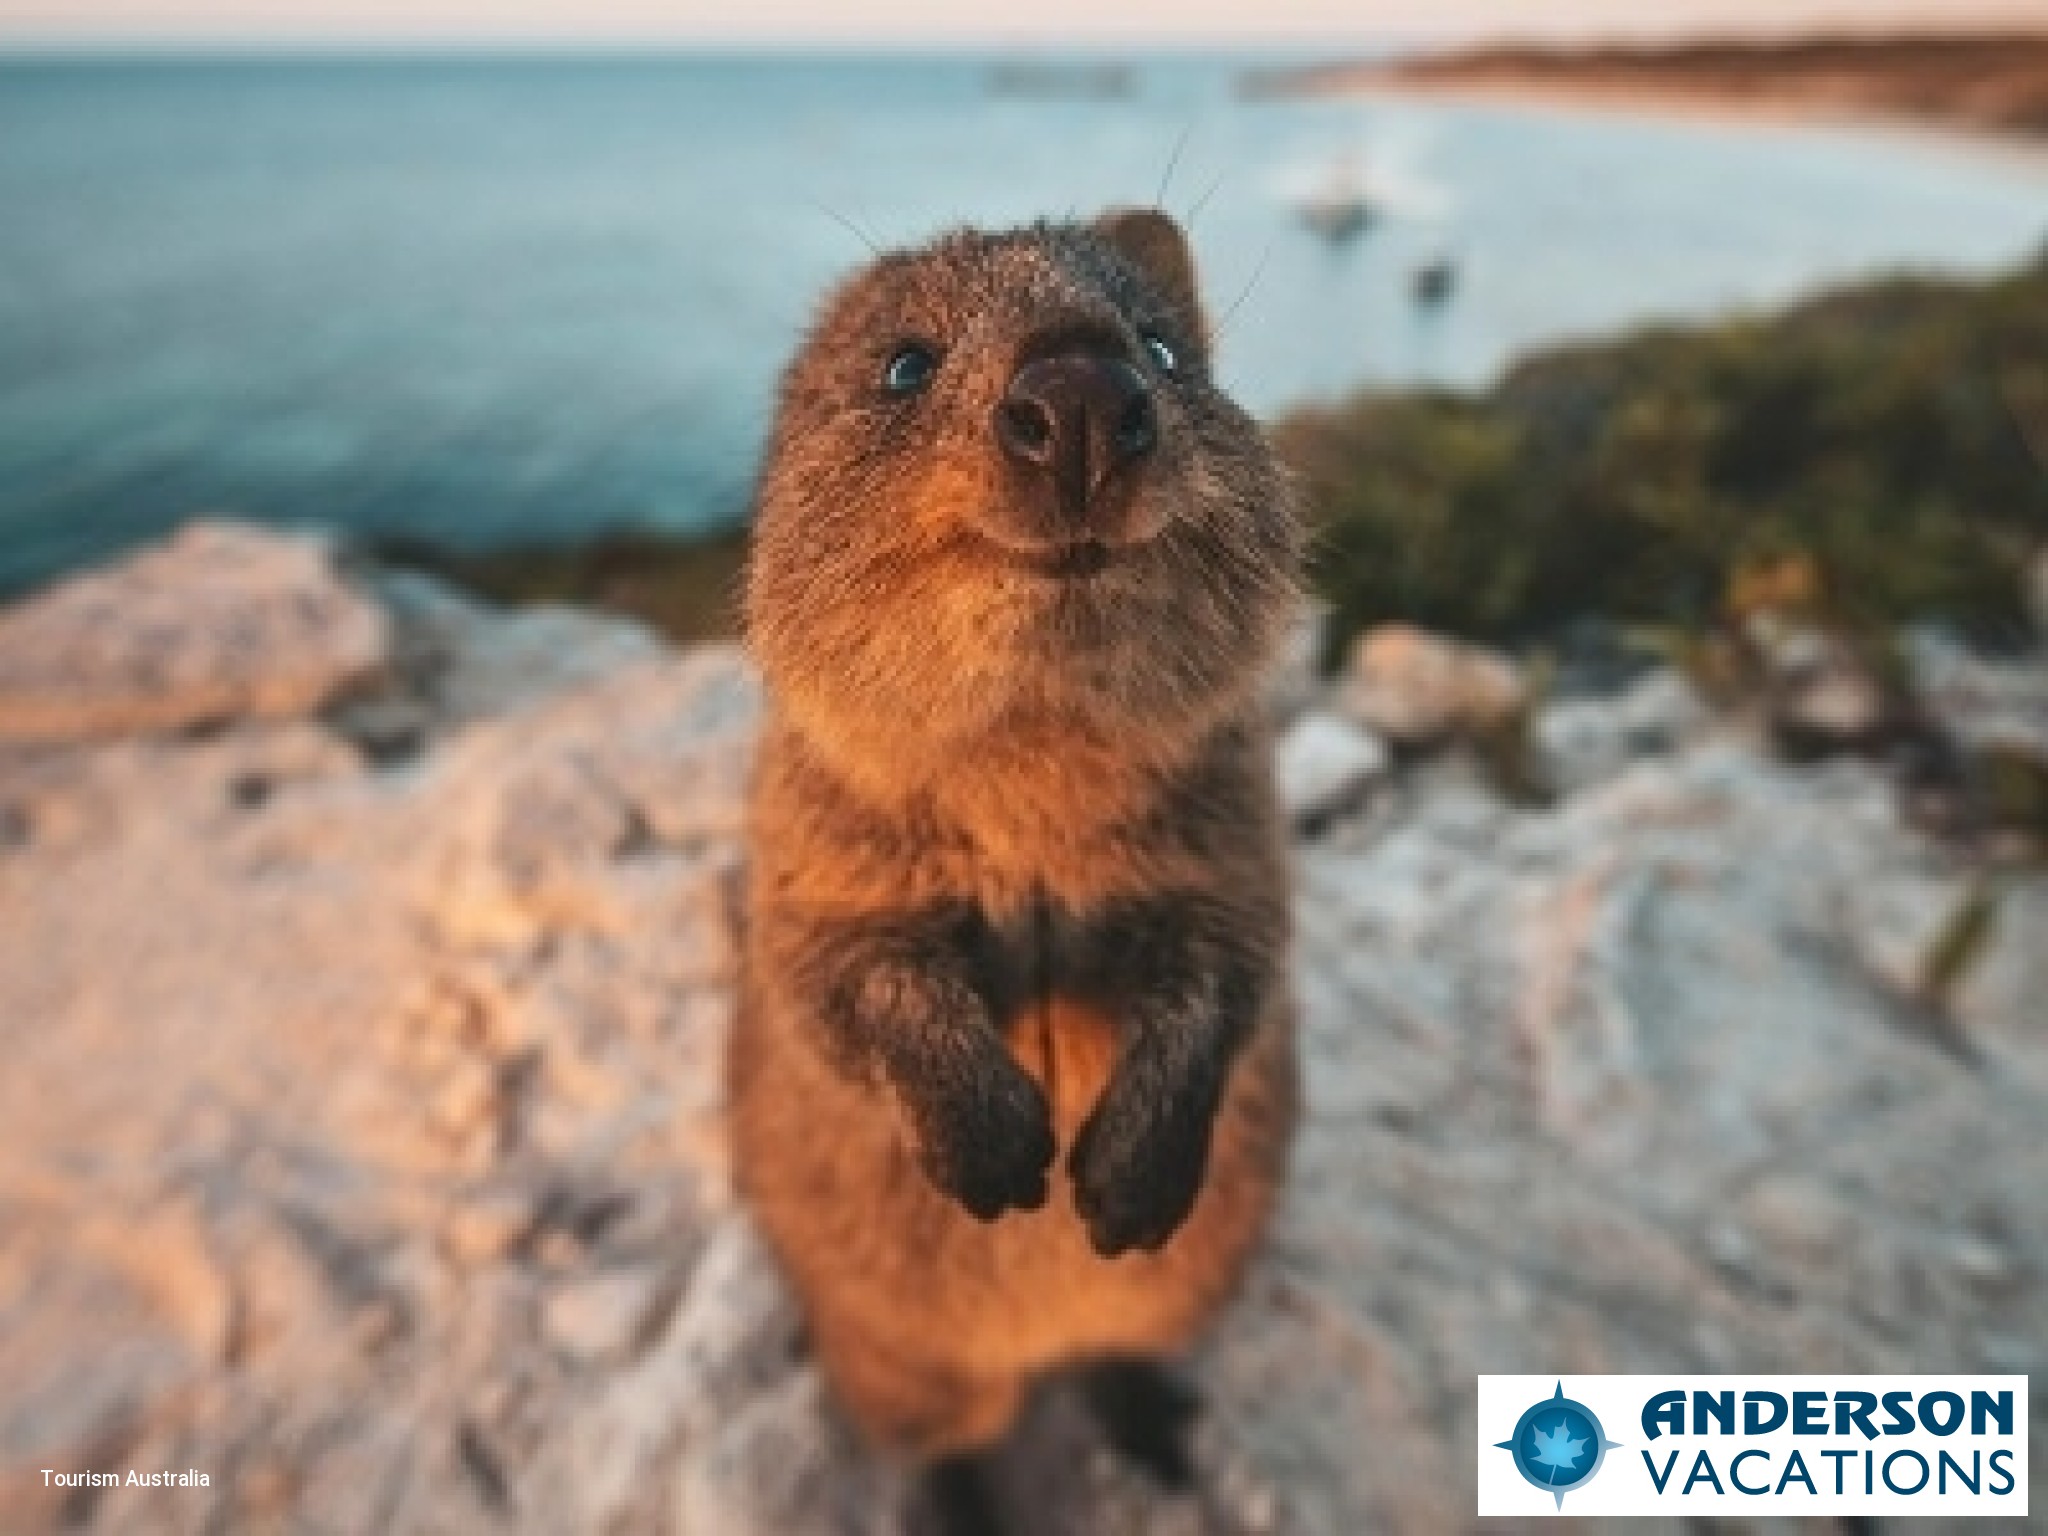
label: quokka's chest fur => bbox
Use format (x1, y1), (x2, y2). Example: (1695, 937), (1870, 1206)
(731, 945), (1298, 1381)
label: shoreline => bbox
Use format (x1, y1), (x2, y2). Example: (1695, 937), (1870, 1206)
(1332, 76), (2048, 176)
(1252, 32), (2048, 172)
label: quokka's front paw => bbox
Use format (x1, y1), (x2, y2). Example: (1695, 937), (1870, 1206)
(905, 1044), (1056, 1221)
(1069, 1066), (1219, 1258)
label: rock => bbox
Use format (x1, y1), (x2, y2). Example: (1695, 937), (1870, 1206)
(3, 524), (2046, 1534)
(542, 1266), (673, 1363)
(0, 530), (768, 1533)
(1530, 669), (1707, 796)
(1900, 626), (2048, 840)
(1336, 623), (1523, 745)
(118, 1200), (236, 1363)
(367, 569), (664, 730)
(1276, 735), (2048, 1516)
(1274, 712), (1388, 827)
(327, 693), (434, 761)
(442, 1190), (538, 1265)
(1747, 610), (1889, 753)
(2027, 547), (2048, 642)
(0, 521), (389, 741)
(1777, 664), (1887, 744)
(409, 650), (756, 951)
(1904, 626), (2048, 767)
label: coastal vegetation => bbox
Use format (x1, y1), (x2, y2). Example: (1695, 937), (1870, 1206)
(1282, 249), (2048, 654)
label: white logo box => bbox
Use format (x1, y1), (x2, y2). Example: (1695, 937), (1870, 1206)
(1478, 1375), (2028, 1518)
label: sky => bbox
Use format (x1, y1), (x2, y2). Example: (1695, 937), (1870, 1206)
(2, 0), (2043, 50)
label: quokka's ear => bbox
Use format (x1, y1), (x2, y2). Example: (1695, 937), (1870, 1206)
(1093, 207), (1205, 331)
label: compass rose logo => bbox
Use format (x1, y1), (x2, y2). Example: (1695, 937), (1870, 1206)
(1495, 1382), (1622, 1509)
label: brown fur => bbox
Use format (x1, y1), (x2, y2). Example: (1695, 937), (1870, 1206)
(730, 210), (1301, 1460)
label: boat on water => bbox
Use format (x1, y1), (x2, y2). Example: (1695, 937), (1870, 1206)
(1280, 138), (1450, 246)
(1293, 149), (1378, 243)
(1413, 255), (1458, 305)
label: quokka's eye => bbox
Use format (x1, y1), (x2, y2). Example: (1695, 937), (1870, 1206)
(882, 343), (939, 396)
(1141, 332), (1178, 374)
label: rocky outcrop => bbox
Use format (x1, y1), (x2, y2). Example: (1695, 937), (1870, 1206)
(1745, 610), (1894, 754)
(2, 525), (2043, 1535)
(1274, 713), (1388, 828)
(0, 524), (389, 742)
(1336, 623), (1524, 746)
(1529, 669), (1709, 797)
(1905, 626), (2048, 774)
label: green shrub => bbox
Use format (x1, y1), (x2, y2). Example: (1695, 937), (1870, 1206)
(1278, 251), (2048, 654)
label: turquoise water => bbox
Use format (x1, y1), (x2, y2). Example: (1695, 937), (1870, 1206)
(1, 56), (2044, 592)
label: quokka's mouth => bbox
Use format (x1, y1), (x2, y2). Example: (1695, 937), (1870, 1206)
(1026, 540), (1115, 580)
(972, 531), (1120, 582)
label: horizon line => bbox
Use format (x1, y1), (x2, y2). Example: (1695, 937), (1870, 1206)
(5, 18), (2045, 54)
(7, 24), (2047, 55)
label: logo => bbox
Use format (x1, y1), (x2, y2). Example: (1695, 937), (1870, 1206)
(1479, 1375), (2026, 1517)
(1496, 1381), (1622, 1508)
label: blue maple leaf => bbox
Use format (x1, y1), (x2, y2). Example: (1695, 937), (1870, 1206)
(1527, 1420), (1587, 1477)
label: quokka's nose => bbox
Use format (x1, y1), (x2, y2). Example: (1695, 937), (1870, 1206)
(994, 353), (1157, 512)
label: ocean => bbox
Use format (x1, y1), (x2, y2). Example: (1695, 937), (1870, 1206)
(1, 55), (2044, 593)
